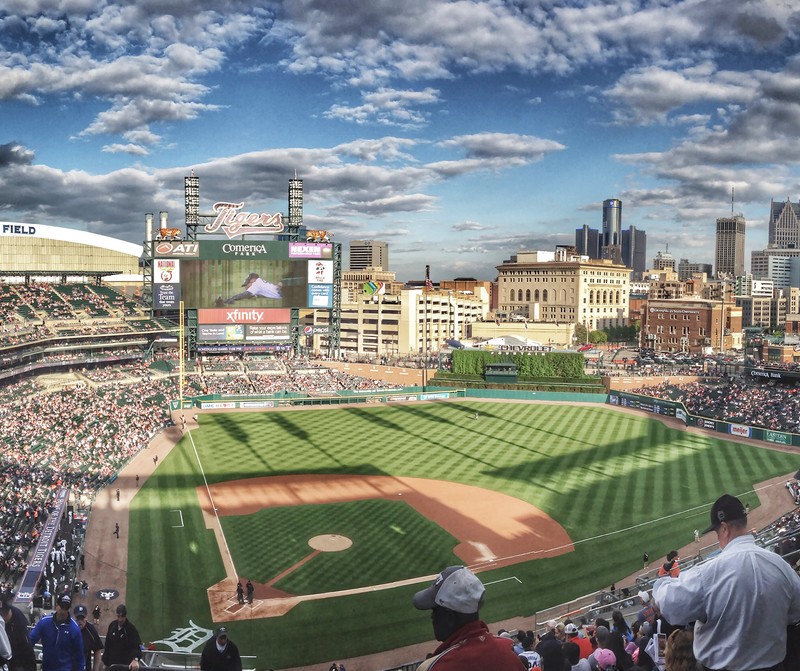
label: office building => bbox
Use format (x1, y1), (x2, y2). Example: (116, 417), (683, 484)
(653, 250), (676, 272)
(576, 223), (646, 277)
(305, 288), (487, 356)
(621, 226), (647, 278)
(575, 224), (601, 260)
(751, 249), (800, 289)
(349, 240), (389, 271)
(641, 298), (742, 353)
(715, 215), (745, 277)
(677, 259), (713, 281)
(495, 246), (630, 331)
(768, 199), (800, 248)
(601, 198), (622, 263)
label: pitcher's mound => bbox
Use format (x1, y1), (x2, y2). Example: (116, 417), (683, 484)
(309, 534), (353, 552)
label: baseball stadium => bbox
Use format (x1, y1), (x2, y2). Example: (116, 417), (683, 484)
(1, 182), (800, 671)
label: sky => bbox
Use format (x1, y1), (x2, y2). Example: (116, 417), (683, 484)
(1, 1), (800, 282)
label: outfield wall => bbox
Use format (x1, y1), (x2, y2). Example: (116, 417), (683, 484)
(173, 387), (610, 410)
(608, 390), (800, 449)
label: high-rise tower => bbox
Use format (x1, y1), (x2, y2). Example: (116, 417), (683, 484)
(349, 240), (389, 270)
(768, 199), (800, 248)
(715, 215), (746, 277)
(601, 198), (622, 263)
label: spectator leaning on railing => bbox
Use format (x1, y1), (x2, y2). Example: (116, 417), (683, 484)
(653, 494), (800, 671)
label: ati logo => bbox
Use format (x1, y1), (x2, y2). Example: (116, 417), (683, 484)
(155, 242), (199, 257)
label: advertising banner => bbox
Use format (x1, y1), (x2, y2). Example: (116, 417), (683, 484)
(308, 284), (333, 308)
(765, 429), (791, 445)
(289, 242), (333, 259)
(153, 241), (199, 257)
(155, 283), (181, 309)
(197, 343), (291, 353)
(198, 308), (290, 324)
(198, 325), (245, 341)
(247, 324), (291, 340)
(729, 424), (752, 438)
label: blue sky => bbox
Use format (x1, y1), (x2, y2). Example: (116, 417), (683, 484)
(1, 1), (799, 281)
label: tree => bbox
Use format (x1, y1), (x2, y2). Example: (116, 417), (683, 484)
(574, 323), (588, 345)
(589, 330), (608, 344)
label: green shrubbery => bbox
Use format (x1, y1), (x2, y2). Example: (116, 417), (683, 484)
(452, 350), (587, 378)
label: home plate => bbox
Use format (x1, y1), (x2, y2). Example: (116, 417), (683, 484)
(308, 534), (353, 552)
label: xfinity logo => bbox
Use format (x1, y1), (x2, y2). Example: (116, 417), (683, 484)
(225, 309), (266, 323)
(222, 243), (268, 256)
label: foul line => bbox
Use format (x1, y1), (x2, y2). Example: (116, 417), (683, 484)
(484, 576), (521, 586)
(187, 430), (238, 578)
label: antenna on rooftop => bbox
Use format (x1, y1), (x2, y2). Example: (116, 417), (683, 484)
(731, 186), (734, 215)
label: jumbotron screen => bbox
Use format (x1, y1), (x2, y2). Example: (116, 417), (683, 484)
(156, 240), (334, 310)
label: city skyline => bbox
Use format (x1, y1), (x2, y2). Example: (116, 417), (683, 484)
(1, 2), (799, 281)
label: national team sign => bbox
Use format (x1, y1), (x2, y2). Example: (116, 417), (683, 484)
(308, 260), (333, 284)
(154, 259), (180, 284)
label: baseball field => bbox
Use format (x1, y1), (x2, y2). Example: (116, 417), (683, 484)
(124, 400), (798, 669)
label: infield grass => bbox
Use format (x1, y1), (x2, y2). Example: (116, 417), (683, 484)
(126, 401), (799, 668)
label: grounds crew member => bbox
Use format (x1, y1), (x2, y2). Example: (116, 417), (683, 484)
(412, 565), (525, 669)
(29, 594), (84, 671)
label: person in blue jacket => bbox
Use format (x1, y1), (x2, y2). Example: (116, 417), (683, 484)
(29, 593), (84, 671)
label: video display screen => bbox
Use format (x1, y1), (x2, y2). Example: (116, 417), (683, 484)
(156, 241), (333, 311)
(180, 257), (308, 309)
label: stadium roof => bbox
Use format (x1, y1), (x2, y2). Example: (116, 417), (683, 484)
(0, 222), (142, 257)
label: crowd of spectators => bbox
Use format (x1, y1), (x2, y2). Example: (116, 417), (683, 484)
(0, 351), (406, 587)
(487, 608), (696, 671)
(629, 378), (800, 434)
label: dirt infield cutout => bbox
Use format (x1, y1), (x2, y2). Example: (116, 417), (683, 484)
(199, 474), (572, 621)
(308, 534), (353, 551)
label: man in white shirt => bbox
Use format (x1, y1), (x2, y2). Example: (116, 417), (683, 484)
(653, 493), (800, 671)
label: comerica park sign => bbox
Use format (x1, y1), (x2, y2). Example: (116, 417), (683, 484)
(204, 202), (284, 239)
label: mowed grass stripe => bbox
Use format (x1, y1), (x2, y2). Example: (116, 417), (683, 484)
(127, 402), (799, 668)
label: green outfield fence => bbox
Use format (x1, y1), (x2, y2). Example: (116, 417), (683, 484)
(609, 390), (800, 448)
(170, 386), (610, 411)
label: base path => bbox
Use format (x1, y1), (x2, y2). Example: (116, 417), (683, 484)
(199, 474), (573, 620)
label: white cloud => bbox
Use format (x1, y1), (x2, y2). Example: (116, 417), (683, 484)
(324, 87), (440, 127)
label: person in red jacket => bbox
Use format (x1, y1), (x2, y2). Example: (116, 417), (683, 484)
(412, 565), (525, 670)
(564, 622), (593, 659)
(657, 550), (680, 578)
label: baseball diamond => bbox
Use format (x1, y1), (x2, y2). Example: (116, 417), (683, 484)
(85, 400), (799, 669)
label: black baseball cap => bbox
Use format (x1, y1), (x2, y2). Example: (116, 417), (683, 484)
(74, 605), (88, 618)
(57, 594), (72, 609)
(702, 494), (747, 534)
(215, 626), (228, 638)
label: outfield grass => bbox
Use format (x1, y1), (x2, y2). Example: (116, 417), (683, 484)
(126, 402), (798, 668)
